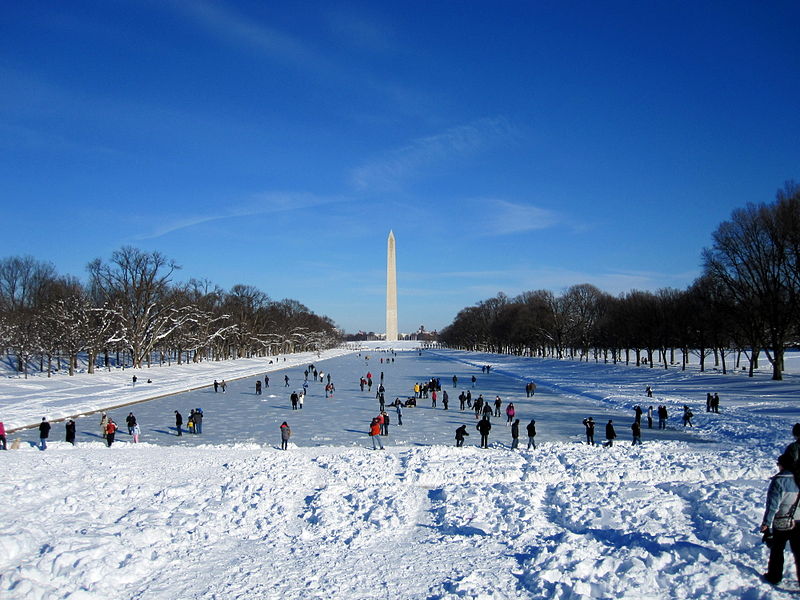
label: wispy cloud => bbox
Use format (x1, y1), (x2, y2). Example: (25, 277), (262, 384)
(173, 1), (335, 75)
(478, 199), (561, 236)
(350, 117), (517, 191)
(135, 192), (342, 240)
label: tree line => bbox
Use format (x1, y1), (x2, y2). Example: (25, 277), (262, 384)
(440, 182), (800, 381)
(0, 246), (340, 377)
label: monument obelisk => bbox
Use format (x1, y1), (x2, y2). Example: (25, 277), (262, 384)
(386, 230), (398, 342)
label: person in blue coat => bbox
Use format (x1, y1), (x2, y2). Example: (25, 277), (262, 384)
(761, 453), (800, 585)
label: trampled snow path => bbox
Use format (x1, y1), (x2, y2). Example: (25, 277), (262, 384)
(0, 442), (779, 599)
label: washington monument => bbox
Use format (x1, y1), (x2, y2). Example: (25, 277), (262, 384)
(386, 231), (398, 341)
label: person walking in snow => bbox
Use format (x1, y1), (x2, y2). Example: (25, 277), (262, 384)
(526, 420), (537, 450)
(658, 405), (668, 429)
(605, 420), (617, 447)
(431, 390), (437, 408)
(174, 410), (183, 436)
(785, 424), (800, 465)
(455, 424), (469, 447)
(452, 375), (458, 388)
(194, 408), (203, 434)
(106, 419), (117, 447)
(647, 406), (653, 429)
(471, 375), (477, 388)
(476, 416), (491, 448)
(505, 402), (515, 425)
(760, 453), (800, 586)
(631, 420), (642, 446)
(381, 411), (390, 436)
(280, 422), (291, 450)
(291, 391), (299, 410)
(100, 413), (108, 440)
(132, 423), (140, 443)
(126, 412), (137, 435)
(459, 392), (466, 410)
(298, 391), (304, 409)
(494, 396), (502, 417)
(442, 390), (449, 410)
(264, 375), (269, 388)
(510, 419), (520, 450)
(39, 417), (51, 450)
(220, 380), (227, 392)
(583, 417), (595, 446)
(706, 392), (713, 413)
(396, 403), (403, 426)
(214, 379), (219, 392)
(65, 419), (76, 445)
(255, 380), (262, 395)
(0, 420), (6, 450)
(634, 405), (642, 424)
(482, 402), (493, 420)
(712, 392), (720, 413)
(682, 405), (694, 427)
(369, 418), (383, 450)
(284, 375), (290, 387)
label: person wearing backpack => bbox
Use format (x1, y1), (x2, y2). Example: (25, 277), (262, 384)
(760, 453), (800, 585)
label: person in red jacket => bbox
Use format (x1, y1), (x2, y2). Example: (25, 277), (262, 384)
(106, 419), (117, 447)
(369, 417), (383, 450)
(0, 421), (6, 450)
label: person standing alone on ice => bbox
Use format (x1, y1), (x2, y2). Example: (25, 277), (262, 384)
(280, 422), (291, 450)
(174, 411), (183, 436)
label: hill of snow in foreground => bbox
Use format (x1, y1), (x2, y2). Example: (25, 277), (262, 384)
(2, 346), (799, 599)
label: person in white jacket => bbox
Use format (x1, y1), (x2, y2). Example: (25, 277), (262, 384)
(761, 453), (800, 585)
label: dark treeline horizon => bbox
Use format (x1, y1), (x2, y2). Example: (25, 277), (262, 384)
(440, 182), (800, 381)
(0, 246), (341, 377)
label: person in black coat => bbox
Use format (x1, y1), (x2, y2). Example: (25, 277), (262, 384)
(605, 420), (617, 447)
(174, 411), (183, 436)
(526, 420), (537, 449)
(631, 421), (642, 445)
(477, 417), (491, 448)
(583, 417), (595, 446)
(126, 412), (137, 435)
(65, 419), (76, 445)
(39, 417), (51, 450)
(511, 419), (520, 449)
(455, 424), (469, 447)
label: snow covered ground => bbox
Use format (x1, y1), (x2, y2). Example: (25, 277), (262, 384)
(2, 344), (799, 599)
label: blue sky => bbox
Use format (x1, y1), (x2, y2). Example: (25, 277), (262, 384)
(1, 1), (798, 334)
